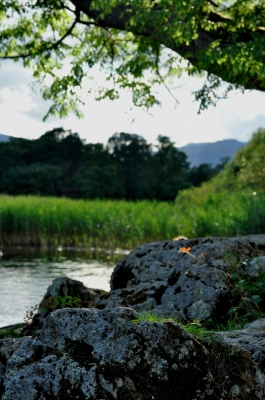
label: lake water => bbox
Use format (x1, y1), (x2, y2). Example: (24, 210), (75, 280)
(0, 247), (127, 328)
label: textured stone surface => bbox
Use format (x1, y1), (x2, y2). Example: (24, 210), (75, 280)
(217, 319), (265, 372)
(2, 308), (265, 400)
(245, 319), (265, 329)
(0, 337), (28, 397)
(23, 236), (265, 330)
(247, 256), (265, 276)
(3, 234), (265, 399)
(23, 276), (107, 335)
(95, 235), (265, 320)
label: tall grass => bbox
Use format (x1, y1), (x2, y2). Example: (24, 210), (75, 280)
(0, 191), (264, 249)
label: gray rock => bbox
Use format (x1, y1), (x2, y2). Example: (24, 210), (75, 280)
(247, 256), (265, 276)
(244, 319), (265, 329)
(95, 235), (265, 321)
(23, 276), (107, 335)
(0, 337), (28, 397)
(216, 326), (265, 371)
(187, 300), (212, 320)
(2, 307), (265, 400)
(41, 276), (107, 309)
(28, 235), (265, 330)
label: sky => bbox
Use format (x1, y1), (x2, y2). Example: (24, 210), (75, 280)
(1, 60), (265, 147)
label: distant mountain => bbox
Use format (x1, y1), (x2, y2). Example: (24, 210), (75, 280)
(180, 139), (246, 167)
(0, 133), (10, 142)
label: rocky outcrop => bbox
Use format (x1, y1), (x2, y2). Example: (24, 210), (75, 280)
(2, 307), (265, 400)
(2, 235), (265, 399)
(24, 235), (265, 337)
(95, 235), (265, 320)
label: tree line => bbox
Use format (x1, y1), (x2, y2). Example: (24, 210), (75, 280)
(0, 128), (227, 201)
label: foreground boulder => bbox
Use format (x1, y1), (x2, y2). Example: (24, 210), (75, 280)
(25, 235), (265, 335)
(95, 235), (265, 320)
(1, 307), (265, 400)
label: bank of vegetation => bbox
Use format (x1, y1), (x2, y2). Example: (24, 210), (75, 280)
(0, 191), (263, 249)
(0, 128), (264, 249)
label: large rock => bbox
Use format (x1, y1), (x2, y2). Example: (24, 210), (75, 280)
(24, 235), (265, 329)
(23, 277), (107, 335)
(2, 307), (265, 400)
(95, 235), (265, 321)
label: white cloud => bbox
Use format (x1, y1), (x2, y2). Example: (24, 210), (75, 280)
(0, 59), (264, 146)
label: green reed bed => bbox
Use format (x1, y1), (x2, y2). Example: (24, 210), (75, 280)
(0, 191), (264, 249)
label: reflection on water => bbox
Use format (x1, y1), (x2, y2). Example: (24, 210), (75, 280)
(0, 247), (127, 328)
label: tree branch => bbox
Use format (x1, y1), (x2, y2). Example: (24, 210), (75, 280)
(154, 47), (179, 108)
(70, 0), (265, 91)
(0, 12), (79, 60)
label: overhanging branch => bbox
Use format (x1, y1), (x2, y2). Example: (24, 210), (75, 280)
(0, 12), (79, 60)
(69, 0), (265, 92)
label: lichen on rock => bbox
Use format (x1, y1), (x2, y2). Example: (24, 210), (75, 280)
(2, 307), (265, 400)
(3, 235), (265, 399)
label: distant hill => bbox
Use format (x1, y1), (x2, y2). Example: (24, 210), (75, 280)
(180, 139), (246, 167)
(0, 133), (10, 142)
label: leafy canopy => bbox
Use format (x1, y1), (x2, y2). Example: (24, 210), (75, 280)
(1, 0), (265, 119)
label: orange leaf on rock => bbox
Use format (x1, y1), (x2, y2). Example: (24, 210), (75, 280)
(181, 247), (191, 251)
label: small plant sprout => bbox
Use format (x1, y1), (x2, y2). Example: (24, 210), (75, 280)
(130, 313), (215, 341)
(40, 295), (82, 314)
(223, 252), (265, 324)
(24, 295), (83, 325)
(24, 304), (39, 325)
(178, 247), (206, 264)
(198, 252), (207, 263)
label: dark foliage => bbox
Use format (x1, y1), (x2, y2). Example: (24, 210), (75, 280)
(0, 128), (226, 200)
